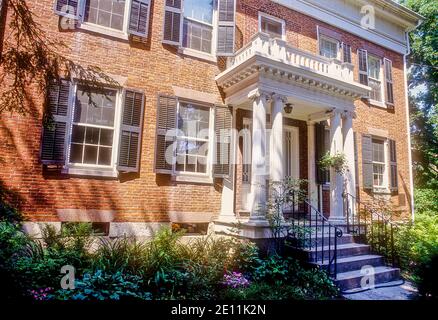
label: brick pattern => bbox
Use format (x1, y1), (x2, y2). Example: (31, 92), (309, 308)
(0, 0), (413, 223)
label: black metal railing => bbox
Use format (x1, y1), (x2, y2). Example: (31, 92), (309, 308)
(344, 192), (400, 268)
(285, 191), (343, 278)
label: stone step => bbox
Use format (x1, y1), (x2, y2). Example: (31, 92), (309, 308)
(335, 266), (401, 292)
(305, 243), (371, 261)
(317, 254), (385, 273)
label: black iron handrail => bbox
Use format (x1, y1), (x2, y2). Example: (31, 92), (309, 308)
(285, 190), (343, 278)
(344, 192), (399, 268)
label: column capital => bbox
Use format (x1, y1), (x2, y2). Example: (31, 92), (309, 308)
(271, 93), (288, 104)
(248, 89), (272, 102)
(328, 109), (344, 119)
(342, 110), (357, 120)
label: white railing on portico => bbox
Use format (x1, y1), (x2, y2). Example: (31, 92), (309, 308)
(227, 33), (354, 84)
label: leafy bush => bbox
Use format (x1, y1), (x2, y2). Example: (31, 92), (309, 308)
(50, 270), (152, 301)
(395, 212), (438, 298)
(415, 189), (438, 213)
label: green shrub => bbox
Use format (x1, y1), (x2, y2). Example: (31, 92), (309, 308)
(414, 189), (438, 213)
(220, 282), (305, 300)
(50, 270), (152, 301)
(395, 212), (438, 298)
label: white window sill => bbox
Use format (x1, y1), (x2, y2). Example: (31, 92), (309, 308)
(373, 187), (391, 195)
(178, 47), (217, 63)
(368, 99), (387, 109)
(79, 23), (129, 41)
(173, 174), (213, 185)
(62, 167), (118, 178)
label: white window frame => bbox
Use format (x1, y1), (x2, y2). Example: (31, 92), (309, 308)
(179, 1), (218, 62)
(78, 0), (133, 40)
(371, 137), (390, 192)
(367, 54), (386, 108)
(62, 82), (122, 178)
(172, 100), (215, 183)
(258, 12), (286, 40)
(318, 34), (340, 60)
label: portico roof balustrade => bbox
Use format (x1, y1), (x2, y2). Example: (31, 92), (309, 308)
(216, 33), (370, 112)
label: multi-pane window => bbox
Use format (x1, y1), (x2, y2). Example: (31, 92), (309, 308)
(260, 15), (283, 39)
(368, 55), (382, 101)
(176, 103), (211, 174)
(183, 0), (214, 54)
(70, 86), (117, 166)
(319, 36), (338, 59)
(84, 0), (126, 31)
(372, 139), (385, 187)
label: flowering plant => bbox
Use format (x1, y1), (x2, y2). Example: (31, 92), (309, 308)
(222, 272), (250, 289)
(29, 287), (53, 301)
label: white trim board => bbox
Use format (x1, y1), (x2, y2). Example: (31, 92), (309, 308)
(272, 0), (416, 54)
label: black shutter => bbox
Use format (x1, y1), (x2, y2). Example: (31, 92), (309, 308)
(389, 139), (398, 192)
(384, 58), (394, 108)
(217, 0), (236, 56)
(128, 0), (151, 38)
(41, 80), (71, 164)
(315, 122), (329, 184)
(214, 106), (233, 178)
(162, 0), (183, 46)
(117, 89), (145, 173)
(354, 132), (359, 187)
(358, 49), (369, 86)
(362, 134), (373, 189)
(54, 0), (80, 19)
(155, 95), (177, 174)
(342, 43), (352, 64)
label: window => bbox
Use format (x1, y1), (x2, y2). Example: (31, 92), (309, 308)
(70, 86), (117, 167)
(176, 102), (211, 174)
(319, 36), (339, 59)
(183, 0), (214, 54)
(372, 139), (385, 187)
(368, 55), (382, 102)
(54, 0), (152, 39)
(172, 223), (209, 235)
(259, 13), (284, 39)
(61, 222), (110, 236)
(84, 0), (126, 31)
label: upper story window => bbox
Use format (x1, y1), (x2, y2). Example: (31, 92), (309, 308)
(176, 102), (211, 174)
(259, 12), (285, 40)
(54, 0), (152, 40)
(367, 55), (382, 102)
(84, 0), (127, 32)
(319, 35), (339, 59)
(183, 0), (214, 54)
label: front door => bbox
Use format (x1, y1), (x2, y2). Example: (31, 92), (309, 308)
(283, 126), (300, 212)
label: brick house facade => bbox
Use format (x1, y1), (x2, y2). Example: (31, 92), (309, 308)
(0, 0), (421, 237)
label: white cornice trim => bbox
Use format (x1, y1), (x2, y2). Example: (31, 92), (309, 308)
(272, 0), (421, 54)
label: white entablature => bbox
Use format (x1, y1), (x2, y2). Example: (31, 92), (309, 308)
(215, 33), (370, 112)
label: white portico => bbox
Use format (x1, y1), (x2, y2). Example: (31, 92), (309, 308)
(214, 33), (369, 238)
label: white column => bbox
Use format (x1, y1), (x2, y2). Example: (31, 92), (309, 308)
(307, 121), (318, 208)
(342, 111), (357, 220)
(329, 110), (345, 223)
(271, 94), (287, 182)
(249, 89), (270, 221)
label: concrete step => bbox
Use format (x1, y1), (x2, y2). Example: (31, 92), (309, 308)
(317, 254), (385, 273)
(305, 243), (371, 261)
(335, 266), (401, 292)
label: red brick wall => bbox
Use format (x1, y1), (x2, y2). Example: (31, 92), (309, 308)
(0, 0), (413, 222)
